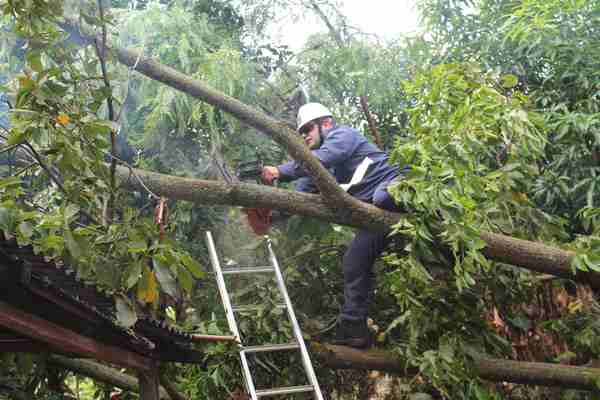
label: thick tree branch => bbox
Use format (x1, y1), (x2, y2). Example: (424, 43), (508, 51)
(115, 165), (395, 231)
(312, 343), (600, 392)
(48, 356), (172, 399)
(115, 166), (600, 289)
(64, 19), (600, 289)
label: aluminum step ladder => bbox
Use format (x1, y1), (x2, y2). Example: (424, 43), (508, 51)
(205, 231), (324, 400)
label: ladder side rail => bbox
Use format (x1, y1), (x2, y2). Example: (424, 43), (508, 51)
(205, 231), (258, 400)
(238, 353), (257, 400)
(267, 240), (324, 400)
(205, 231), (242, 339)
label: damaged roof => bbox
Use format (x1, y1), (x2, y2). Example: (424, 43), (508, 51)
(0, 236), (205, 364)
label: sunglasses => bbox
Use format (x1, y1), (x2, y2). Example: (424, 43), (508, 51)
(299, 122), (316, 136)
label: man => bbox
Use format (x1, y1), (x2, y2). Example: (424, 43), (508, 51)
(261, 103), (405, 348)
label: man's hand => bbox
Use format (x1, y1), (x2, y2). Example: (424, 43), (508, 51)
(261, 166), (280, 185)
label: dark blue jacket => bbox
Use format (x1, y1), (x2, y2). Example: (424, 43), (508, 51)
(277, 124), (400, 202)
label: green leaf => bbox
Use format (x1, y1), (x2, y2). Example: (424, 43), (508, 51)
(0, 207), (17, 232)
(64, 229), (81, 259)
(584, 254), (600, 272)
(0, 177), (22, 189)
(18, 221), (34, 239)
(439, 342), (455, 362)
(124, 259), (143, 289)
(587, 180), (596, 207)
(573, 254), (588, 272)
(95, 263), (119, 289)
(509, 315), (532, 331)
(64, 204), (80, 224)
(26, 52), (43, 73)
(115, 295), (137, 328)
(177, 265), (193, 293)
(127, 241), (148, 254)
(181, 253), (204, 279)
(153, 256), (178, 297)
(81, 12), (102, 26)
(409, 393), (434, 400)
(84, 121), (113, 137)
(7, 129), (27, 146)
(473, 384), (492, 400)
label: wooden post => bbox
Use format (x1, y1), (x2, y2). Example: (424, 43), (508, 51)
(138, 363), (160, 400)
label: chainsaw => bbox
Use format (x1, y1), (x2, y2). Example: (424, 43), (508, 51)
(235, 159), (265, 183)
(234, 157), (278, 235)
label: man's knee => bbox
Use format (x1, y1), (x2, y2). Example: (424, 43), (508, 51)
(373, 186), (397, 212)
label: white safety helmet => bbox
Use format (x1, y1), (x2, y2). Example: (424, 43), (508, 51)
(296, 103), (332, 132)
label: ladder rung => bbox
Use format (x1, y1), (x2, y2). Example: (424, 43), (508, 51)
(221, 266), (274, 274)
(242, 342), (299, 353)
(256, 385), (314, 397)
(232, 303), (286, 313)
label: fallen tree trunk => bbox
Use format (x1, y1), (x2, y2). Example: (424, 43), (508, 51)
(116, 166), (600, 289)
(115, 165), (395, 231)
(48, 346), (600, 393)
(48, 355), (172, 399)
(65, 19), (600, 289)
(312, 343), (600, 392)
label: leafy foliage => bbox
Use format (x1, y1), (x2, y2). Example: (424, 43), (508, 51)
(374, 61), (566, 397)
(389, 62), (553, 290)
(0, 0), (205, 327)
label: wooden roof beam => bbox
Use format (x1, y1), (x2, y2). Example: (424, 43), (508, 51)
(0, 336), (52, 353)
(0, 301), (152, 372)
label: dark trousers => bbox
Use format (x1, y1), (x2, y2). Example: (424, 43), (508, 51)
(340, 179), (400, 322)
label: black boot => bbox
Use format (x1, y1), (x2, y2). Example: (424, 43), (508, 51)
(332, 318), (371, 349)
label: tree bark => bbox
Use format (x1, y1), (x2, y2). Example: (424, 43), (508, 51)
(43, 347), (600, 393)
(159, 374), (188, 400)
(360, 95), (384, 149)
(116, 165), (395, 231)
(138, 366), (160, 400)
(312, 343), (600, 392)
(65, 20), (600, 289)
(48, 356), (172, 399)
